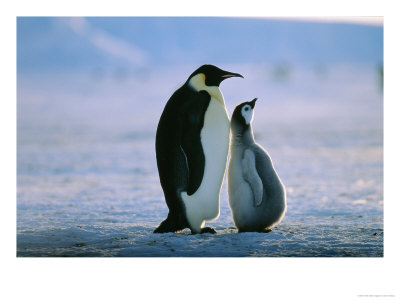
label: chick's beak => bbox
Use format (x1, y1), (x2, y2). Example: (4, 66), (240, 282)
(249, 98), (258, 108)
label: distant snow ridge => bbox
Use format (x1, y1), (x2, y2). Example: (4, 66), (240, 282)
(64, 17), (149, 67)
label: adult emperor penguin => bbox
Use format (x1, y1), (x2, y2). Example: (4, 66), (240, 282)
(228, 98), (286, 232)
(154, 64), (243, 234)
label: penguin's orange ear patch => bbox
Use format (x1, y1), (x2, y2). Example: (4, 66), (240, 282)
(189, 74), (225, 105)
(188, 73), (206, 91)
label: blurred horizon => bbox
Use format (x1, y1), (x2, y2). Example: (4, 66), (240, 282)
(17, 17), (383, 140)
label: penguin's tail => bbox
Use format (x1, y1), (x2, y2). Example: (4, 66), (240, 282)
(153, 212), (188, 233)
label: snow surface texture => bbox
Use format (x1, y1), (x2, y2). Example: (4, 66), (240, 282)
(17, 63), (383, 257)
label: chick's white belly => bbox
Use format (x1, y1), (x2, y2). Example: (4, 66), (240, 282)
(228, 159), (255, 224)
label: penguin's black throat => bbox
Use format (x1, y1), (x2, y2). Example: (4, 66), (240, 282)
(231, 117), (251, 135)
(231, 121), (254, 146)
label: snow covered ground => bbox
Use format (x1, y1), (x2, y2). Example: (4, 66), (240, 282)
(17, 63), (383, 257)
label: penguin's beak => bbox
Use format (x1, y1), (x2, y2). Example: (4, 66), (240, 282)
(249, 98), (257, 108)
(220, 71), (244, 79)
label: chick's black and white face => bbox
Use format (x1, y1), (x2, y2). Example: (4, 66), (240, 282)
(241, 104), (254, 125)
(231, 98), (257, 131)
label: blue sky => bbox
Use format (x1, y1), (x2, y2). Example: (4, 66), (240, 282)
(17, 17), (383, 74)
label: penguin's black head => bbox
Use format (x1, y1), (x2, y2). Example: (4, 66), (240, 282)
(187, 64), (243, 87)
(231, 98), (257, 131)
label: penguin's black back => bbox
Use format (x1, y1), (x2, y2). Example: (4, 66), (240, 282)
(155, 83), (211, 230)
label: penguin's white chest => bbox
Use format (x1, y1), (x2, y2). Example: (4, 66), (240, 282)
(228, 153), (254, 223)
(181, 97), (230, 232)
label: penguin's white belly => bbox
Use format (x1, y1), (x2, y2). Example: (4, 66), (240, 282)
(228, 156), (256, 227)
(181, 98), (230, 233)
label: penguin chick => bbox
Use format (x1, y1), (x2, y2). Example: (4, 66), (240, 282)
(228, 98), (286, 232)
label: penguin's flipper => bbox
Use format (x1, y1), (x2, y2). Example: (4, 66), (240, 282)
(242, 149), (263, 206)
(181, 90), (211, 195)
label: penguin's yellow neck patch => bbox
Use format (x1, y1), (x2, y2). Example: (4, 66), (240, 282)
(189, 73), (225, 105)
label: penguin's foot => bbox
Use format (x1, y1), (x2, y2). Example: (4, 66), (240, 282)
(154, 216), (186, 233)
(200, 227), (217, 234)
(153, 223), (174, 233)
(258, 228), (272, 233)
